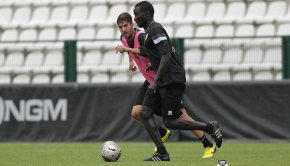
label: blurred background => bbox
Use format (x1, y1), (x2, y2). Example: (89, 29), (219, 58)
(0, 0), (289, 83)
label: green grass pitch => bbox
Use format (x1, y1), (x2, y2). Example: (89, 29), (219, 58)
(0, 142), (289, 166)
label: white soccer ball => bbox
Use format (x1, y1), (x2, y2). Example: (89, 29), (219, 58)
(100, 141), (121, 162)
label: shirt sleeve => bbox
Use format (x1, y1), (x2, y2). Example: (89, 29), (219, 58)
(150, 27), (171, 56)
(138, 33), (145, 46)
(139, 46), (148, 57)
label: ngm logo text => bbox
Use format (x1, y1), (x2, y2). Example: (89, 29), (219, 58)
(0, 96), (67, 125)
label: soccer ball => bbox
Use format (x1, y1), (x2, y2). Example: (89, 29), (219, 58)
(100, 141), (121, 162)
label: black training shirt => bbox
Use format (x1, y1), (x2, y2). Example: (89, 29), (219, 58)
(139, 22), (186, 86)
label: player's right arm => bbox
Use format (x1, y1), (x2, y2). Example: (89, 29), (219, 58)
(114, 45), (138, 71)
(128, 53), (137, 72)
(114, 45), (141, 54)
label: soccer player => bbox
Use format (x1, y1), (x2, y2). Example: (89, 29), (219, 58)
(132, 1), (223, 161)
(115, 12), (216, 159)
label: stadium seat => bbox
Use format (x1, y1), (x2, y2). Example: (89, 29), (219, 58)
(64, 5), (88, 26)
(192, 72), (211, 81)
(163, 3), (185, 24)
(256, 24), (275, 36)
(120, 53), (129, 66)
(264, 48), (281, 64)
(175, 25), (194, 38)
(153, 3), (166, 22)
(257, 1), (287, 24)
(83, 5), (108, 26)
(58, 28), (76, 40)
(222, 48), (243, 64)
(42, 51), (63, 73)
(0, 0), (287, 84)
(115, 30), (122, 39)
(44, 51), (63, 66)
(0, 74), (10, 84)
(275, 72), (282, 80)
(235, 24), (255, 37)
(127, 4), (135, 19)
(38, 28), (57, 41)
(77, 73), (90, 83)
(0, 52), (5, 66)
(195, 25), (215, 37)
(237, 1), (266, 24)
(213, 71), (231, 81)
(25, 6), (50, 27)
(163, 25), (174, 37)
(254, 71), (273, 80)
(5, 52), (24, 67)
(131, 73), (145, 83)
(24, 51), (44, 69)
(3, 6), (31, 28)
(233, 72), (252, 81)
(243, 48), (263, 64)
(128, 0), (142, 3)
(215, 25), (234, 37)
(96, 27), (115, 39)
(0, 7), (12, 26)
(47, 6), (69, 27)
(77, 27), (96, 40)
(91, 73), (109, 83)
(202, 49), (222, 64)
(19, 29), (38, 41)
(264, 38), (281, 47)
(1, 29), (18, 41)
(277, 3), (290, 23)
(195, 2), (225, 25)
(32, 74), (50, 84)
(178, 2), (205, 24)
(45, 42), (63, 51)
(13, 74), (30, 84)
(82, 50), (102, 66)
(184, 48), (202, 66)
(277, 23), (290, 36)
(215, 2), (246, 24)
(110, 72), (129, 83)
(108, 0), (127, 3)
(101, 50), (121, 66)
(103, 4), (127, 25)
(51, 74), (64, 83)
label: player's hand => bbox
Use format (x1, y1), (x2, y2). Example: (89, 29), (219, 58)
(129, 61), (137, 72)
(148, 80), (157, 93)
(146, 63), (153, 72)
(114, 45), (126, 53)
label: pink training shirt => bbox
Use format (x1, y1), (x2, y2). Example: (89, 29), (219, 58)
(121, 30), (155, 83)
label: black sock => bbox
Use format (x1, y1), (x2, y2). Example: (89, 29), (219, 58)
(199, 133), (213, 148)
(157, 146), (167, 155)
(158, 126), (167, 138)
(204, 123), (213, 134)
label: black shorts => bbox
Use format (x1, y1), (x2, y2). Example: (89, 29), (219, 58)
(143, 83), (185, 120)
(134, 81), (185, 117)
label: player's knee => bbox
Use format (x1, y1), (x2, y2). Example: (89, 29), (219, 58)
(139, 107), (152, 120)
(131, 108), (140, 120)
(163, 119), (176, 130)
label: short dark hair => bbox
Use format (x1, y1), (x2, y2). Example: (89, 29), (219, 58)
(135, 1), (154, 18)
(117, 12), (133, 24)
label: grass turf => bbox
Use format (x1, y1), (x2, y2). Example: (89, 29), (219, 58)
(0, 142), (289, 166)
